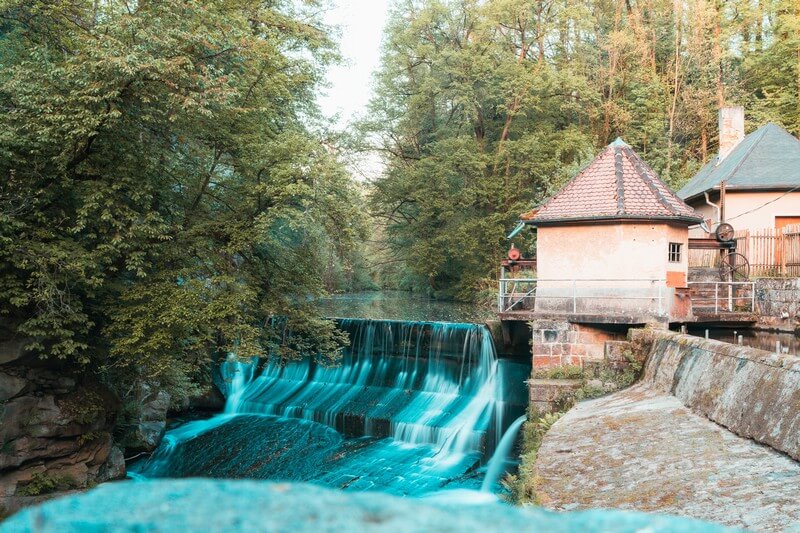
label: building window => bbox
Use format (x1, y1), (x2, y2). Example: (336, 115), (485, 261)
(668, 242), (682, 263)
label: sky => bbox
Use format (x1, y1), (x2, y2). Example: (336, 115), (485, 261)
(319, 0), (391, 129)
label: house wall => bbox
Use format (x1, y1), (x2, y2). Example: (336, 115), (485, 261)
(688, 191), (800, 236)
(535, 222), (689, 319)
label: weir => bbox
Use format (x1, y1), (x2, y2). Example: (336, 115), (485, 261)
(129, 318), (529, 495)
(218, 319), (522, 456)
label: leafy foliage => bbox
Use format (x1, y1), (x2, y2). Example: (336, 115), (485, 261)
(0, 0), (365, 400)
(364, 0), (800, 299)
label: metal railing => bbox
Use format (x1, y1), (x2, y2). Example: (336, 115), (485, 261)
(497, 278), (666, 315)
(686, 281), (756, 314)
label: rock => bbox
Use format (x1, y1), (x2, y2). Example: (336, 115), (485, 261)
(97, 446), (125, 482)
(0, 361), (122, 514)
(586, 378), (603, 389)
(185, 386), (225, 412)
(119, 382), (170, 454)
(0, 479), (729, 532)
(0, 371), (27, 401)
(0, 338), (27, 365)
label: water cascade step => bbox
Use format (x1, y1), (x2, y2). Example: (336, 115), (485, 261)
(130, 318), (529, 495)
(217, 319), (518, 457)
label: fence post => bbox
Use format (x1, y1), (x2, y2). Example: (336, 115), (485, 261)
(714, 283), (718, 314)
(498, 279), (505, 312)
(782, 233), (787, 277)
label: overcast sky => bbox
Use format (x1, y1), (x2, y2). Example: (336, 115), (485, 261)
(319, 0), (391, 128)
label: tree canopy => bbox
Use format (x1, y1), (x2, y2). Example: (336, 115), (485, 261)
(365, 0), (800, 299)
(0, 0), (367, 400)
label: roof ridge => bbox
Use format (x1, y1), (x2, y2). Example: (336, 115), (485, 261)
(614, 146), (625, 214)
(623, 146), (678, 215)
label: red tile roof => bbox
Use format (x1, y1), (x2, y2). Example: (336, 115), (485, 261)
(527, 139), (703, 225)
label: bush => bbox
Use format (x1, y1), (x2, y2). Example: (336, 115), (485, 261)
(17, 472), (77, 496)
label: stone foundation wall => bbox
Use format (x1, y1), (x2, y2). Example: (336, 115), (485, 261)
(634, 329), (800, 461)
(530, 320), (626, 368)
(754, 278), (800, 330)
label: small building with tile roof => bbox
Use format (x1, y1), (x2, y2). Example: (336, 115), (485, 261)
(521, 138), (703, 322)
(677, 108), (800, 236)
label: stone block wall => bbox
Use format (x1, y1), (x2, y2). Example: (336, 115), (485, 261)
(527, 379), (583, 414)
(755, 278), (800, 320)
(530, 320), (626, 368)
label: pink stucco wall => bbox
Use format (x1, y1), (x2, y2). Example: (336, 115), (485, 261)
(537, 223), (688, 281)
(688, 191), (800, 236)
(535, 222), (689, 319)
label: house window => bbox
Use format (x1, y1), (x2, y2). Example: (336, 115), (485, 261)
(668, 242), (682, 263)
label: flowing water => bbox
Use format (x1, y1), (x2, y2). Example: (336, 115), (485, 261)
(481, 415), (527, 492)
(129, 317), (529, 496)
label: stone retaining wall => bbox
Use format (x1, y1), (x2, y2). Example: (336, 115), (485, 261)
(633, 329), (800, 460)
(530, 320), (626, 368)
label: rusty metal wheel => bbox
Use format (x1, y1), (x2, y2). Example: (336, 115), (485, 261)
(719, 252), (750, 281)
(715, 222), (735, 242)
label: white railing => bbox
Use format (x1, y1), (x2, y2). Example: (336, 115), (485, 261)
(497, 278), (666, 315)
(687, 281), (756, 314)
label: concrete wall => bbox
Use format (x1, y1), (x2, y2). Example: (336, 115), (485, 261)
(688, 190), (800, 237)
(634, 329), (800, 460)
(535, 222), (688, 318)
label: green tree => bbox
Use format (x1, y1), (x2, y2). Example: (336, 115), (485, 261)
(0, 0), (363, 401)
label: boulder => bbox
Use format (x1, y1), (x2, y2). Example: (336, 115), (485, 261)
(0, 338), (27, 366)
(0, 480), (729, 532)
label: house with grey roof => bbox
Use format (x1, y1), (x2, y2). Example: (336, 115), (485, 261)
(677, 107), (800, 236)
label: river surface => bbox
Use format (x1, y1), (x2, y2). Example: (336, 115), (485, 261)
(685, 326), (800, 355)
(129, 295), (528, 496)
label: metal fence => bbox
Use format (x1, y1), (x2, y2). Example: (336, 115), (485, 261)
(497, 278), (666, 315)
(686, 281), (756, 313)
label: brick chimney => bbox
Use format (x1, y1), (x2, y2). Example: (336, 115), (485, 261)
(718, 107), (744, 163)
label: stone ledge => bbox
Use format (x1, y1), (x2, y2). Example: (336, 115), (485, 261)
(634, 328), (800, 461)
(534, 386), (800, 531)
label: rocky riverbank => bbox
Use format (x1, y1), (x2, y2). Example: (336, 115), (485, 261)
(0, 339), (124, 515)
(0, 338), (224, 516)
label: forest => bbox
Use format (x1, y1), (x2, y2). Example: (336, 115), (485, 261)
(0, 0), (798, 400)
(366, 0), (800, 300)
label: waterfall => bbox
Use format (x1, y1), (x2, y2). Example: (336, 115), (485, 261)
(131, 318), (529, 494)
(217, 319), (503, 457)
(480, 415), (527, 492)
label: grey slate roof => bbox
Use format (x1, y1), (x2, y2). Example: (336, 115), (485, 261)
(677, 123), (800, 202)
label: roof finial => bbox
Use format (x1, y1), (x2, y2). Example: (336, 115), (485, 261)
(611, 137), (628, 147)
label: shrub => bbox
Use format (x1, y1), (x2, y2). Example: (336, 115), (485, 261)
(17, 472), (77, 497)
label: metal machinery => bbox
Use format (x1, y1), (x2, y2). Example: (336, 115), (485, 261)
(688, 221), (750, 281)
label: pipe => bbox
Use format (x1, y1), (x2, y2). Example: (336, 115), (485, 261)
(704, 191), (721, 227)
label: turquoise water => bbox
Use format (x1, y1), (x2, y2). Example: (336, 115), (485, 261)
(129, 318), (529, 496)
